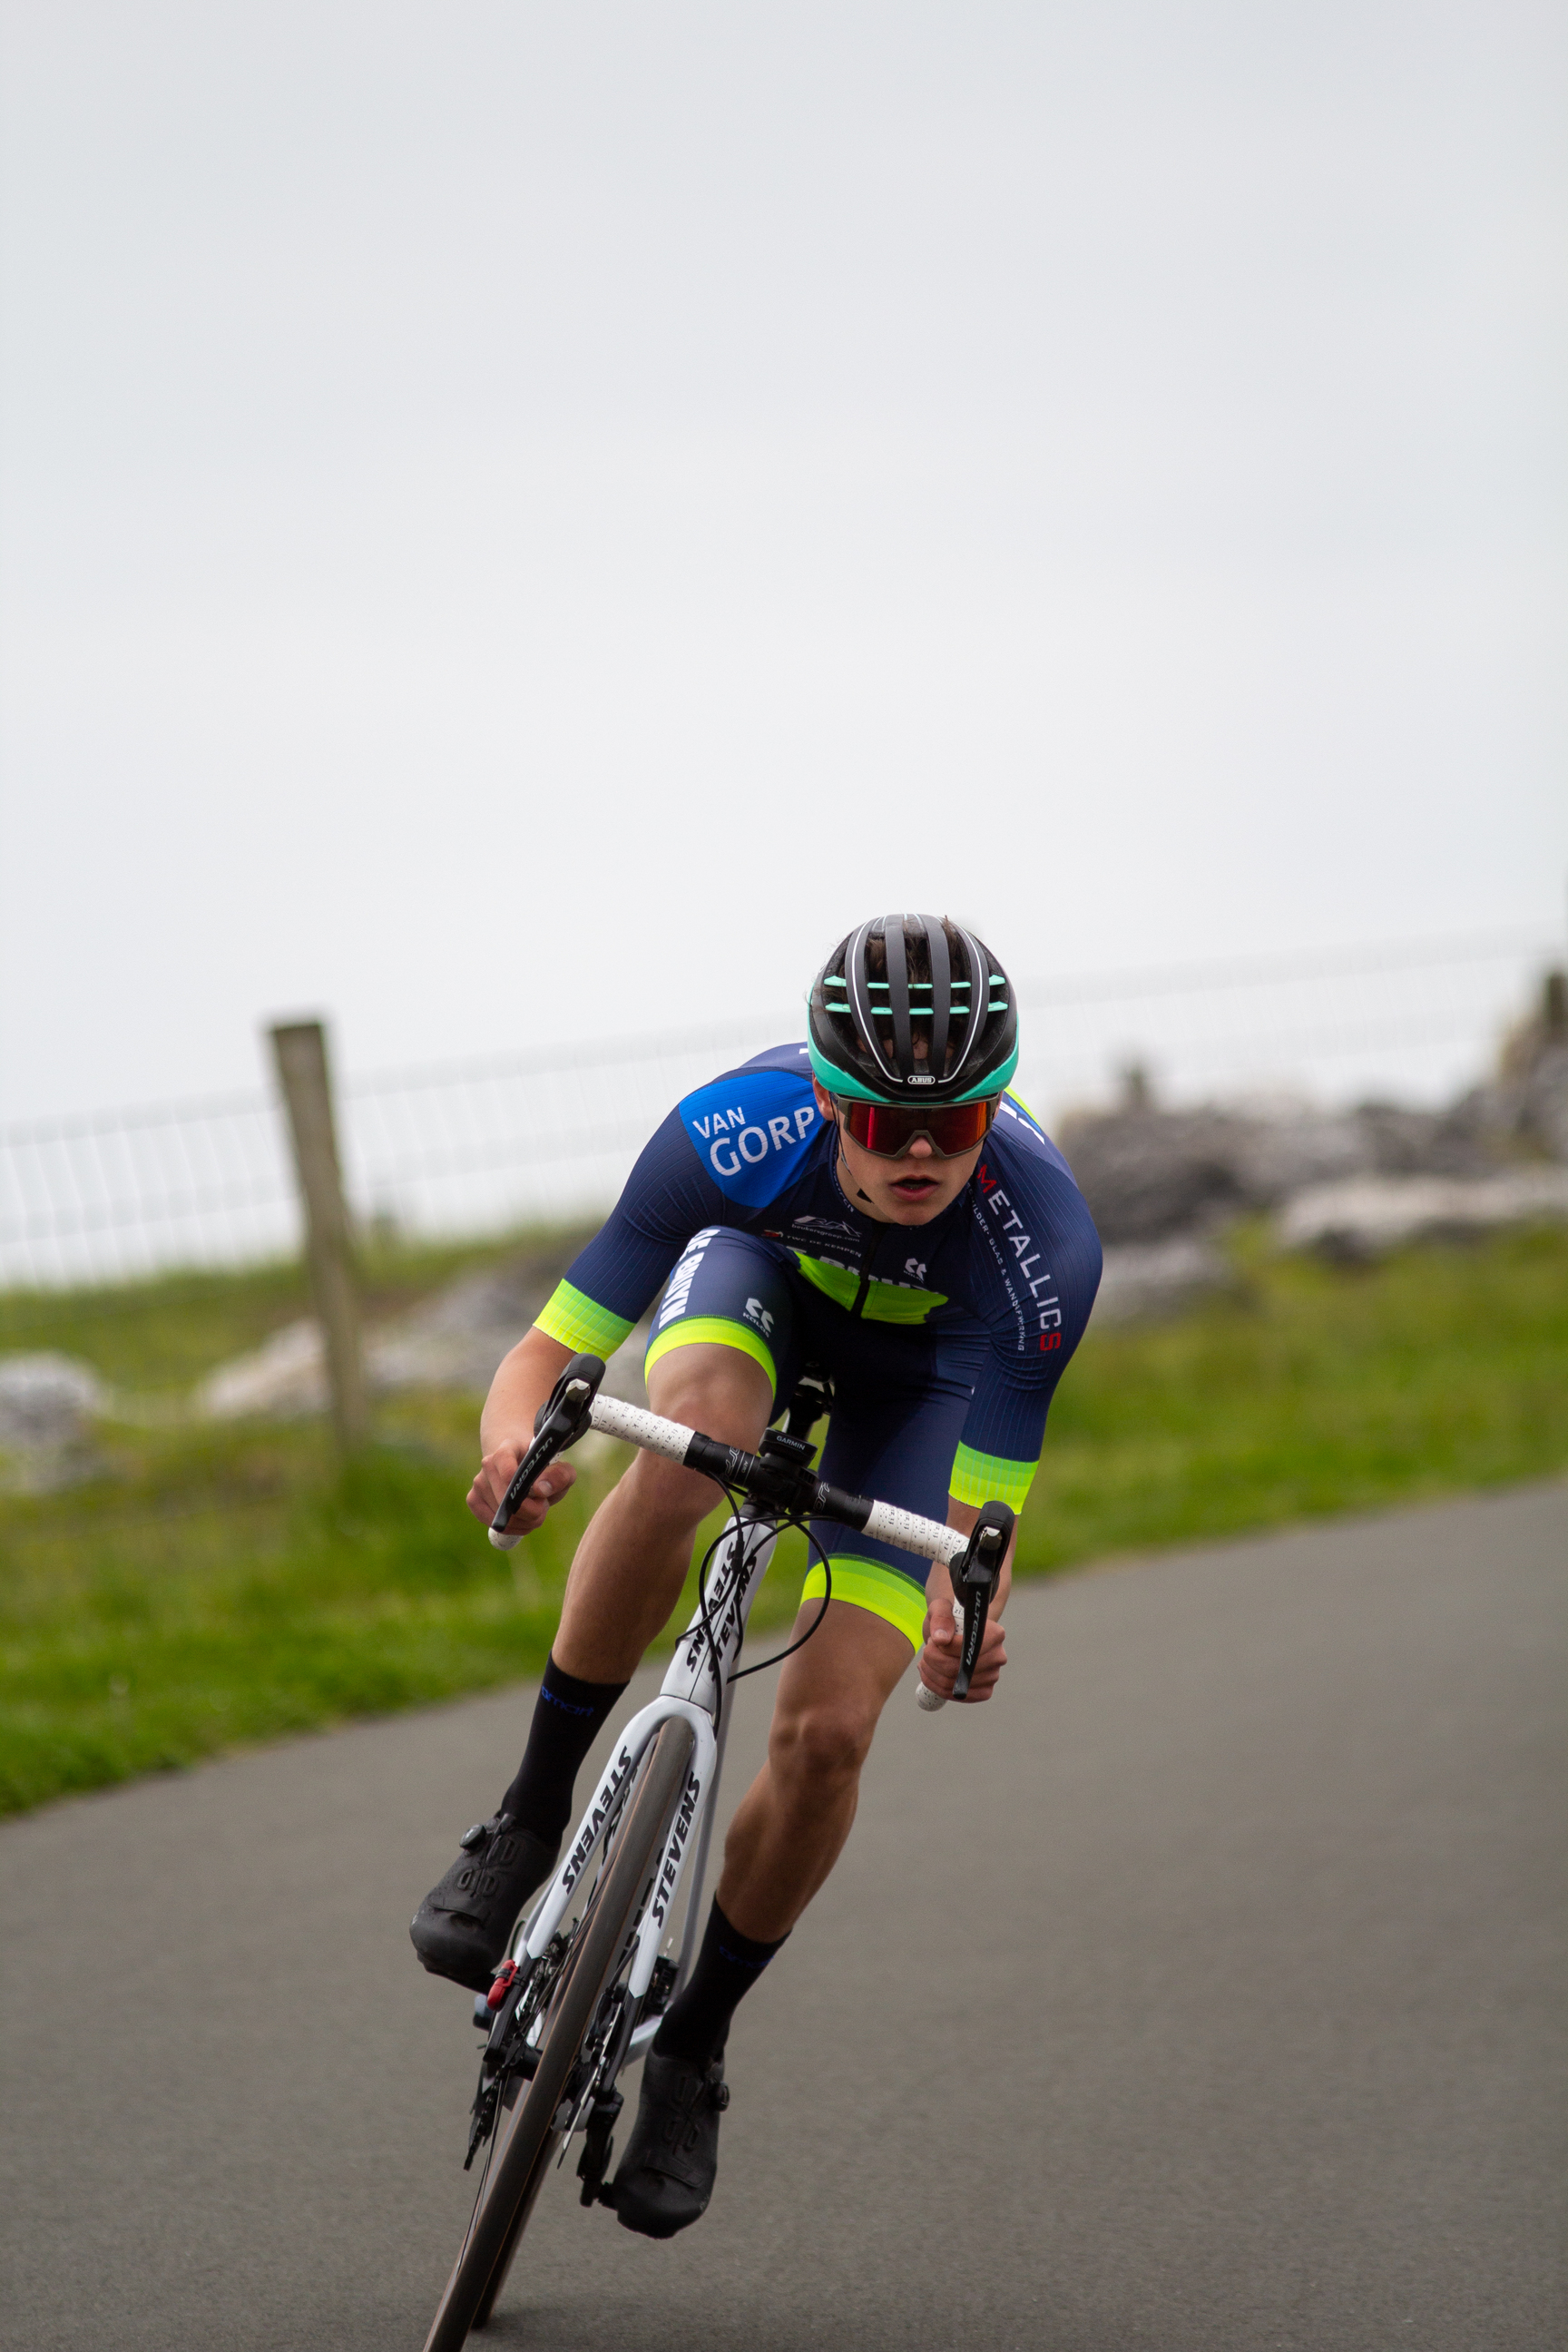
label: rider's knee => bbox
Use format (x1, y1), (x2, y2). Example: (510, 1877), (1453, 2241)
(645, 1342), (772, 1446)
(771, 1699), (876, 1789)
(617, 1444), (721, 1535)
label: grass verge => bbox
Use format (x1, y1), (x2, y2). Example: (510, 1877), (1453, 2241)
(1, 1224), (1564, 1815)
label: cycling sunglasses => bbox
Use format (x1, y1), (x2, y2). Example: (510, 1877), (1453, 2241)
(831, 1093), (1000, 1159)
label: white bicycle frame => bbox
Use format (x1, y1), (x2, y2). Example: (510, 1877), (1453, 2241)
(496, 1391), (970, 2075)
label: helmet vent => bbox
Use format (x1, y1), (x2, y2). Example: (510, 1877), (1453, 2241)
(808, 913), (1019, 1106)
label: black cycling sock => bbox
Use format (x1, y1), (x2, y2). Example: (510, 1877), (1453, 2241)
(498, 1656), (629, 1843)
(652, 1898), (788, 2064)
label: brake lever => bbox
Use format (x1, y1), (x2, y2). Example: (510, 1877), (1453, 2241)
(488, 1353), (605, 1550)
(918, 1498), (1014, 1708)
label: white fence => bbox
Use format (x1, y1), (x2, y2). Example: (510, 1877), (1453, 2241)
(0, 926), (1558, 1289)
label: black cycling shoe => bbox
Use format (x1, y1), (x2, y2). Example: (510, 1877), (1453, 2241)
(409, 1813), (560, 1994)
(610, 2049), (730, 2239)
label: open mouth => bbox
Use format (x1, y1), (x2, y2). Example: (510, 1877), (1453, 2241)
(890, 1173), (940, 1198)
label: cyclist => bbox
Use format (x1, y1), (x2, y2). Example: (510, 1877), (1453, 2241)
(411, 913), (1102, 2238)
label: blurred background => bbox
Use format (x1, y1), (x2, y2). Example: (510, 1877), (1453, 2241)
(0, 0), (1563, 1810)
(1, 0), (1563, 1126)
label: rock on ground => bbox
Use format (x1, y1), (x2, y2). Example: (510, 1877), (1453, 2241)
(194, 1240), (652, 1422)
(0, 1351), (107, 1446)
(195, 1319), (328, 1418)
(1278, 1168), (1568, 1261)
(1058, 1098), (1504, 1248)
(1093, 1237), (1232, 1326)
(0, 1351), (110, 1492)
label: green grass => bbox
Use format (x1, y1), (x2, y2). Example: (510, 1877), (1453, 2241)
(1019, 1222), (1568, 1568)
(0, 1226), (592, 1396)
(1, 1225), (1564, 1816)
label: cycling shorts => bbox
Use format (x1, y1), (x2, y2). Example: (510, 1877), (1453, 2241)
(644, 1226), (986, 1650)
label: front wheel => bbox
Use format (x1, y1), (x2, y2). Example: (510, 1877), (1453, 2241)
(420, 1716), (696, 2350)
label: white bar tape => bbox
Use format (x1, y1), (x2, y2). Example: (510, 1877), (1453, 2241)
(588, 1392), (697, 1465)
(863, 1498), (968, 1568)
(491, 1395), (966, 1614)
(591, 1399), (966, 1573)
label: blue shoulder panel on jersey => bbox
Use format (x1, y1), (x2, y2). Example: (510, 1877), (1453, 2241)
(678, 1051), (822, 1207)
(995, 1091), (1048, 1148)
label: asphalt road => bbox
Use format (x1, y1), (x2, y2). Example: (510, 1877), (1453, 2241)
(3, 1484), (1563, 2351)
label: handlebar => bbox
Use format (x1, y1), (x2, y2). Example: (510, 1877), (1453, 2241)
(489, 1354), (1013, 1712)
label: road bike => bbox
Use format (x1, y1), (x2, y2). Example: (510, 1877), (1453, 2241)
(419, 1351), (1012, 2349)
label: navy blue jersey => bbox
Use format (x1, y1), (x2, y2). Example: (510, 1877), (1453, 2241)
(535, 1043), (1102, 1509)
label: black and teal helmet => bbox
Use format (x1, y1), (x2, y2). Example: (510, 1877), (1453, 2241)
(807, 913), (1019, 1106)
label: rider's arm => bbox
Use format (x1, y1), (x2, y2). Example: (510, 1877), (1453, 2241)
(467, 1102), (731, 1536)
(921, 1131), (1103, 1700)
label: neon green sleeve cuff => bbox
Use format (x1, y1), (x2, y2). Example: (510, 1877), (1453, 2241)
(534, 1280), (635, 1357)
(948, 1442), (1037, 1513)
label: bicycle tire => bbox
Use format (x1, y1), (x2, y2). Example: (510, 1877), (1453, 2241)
(420, 1715), (697, 2351)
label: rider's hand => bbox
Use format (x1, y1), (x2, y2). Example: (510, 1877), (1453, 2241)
(466, 1439), (576, 1538)
(917, 1593), (1007, 1703)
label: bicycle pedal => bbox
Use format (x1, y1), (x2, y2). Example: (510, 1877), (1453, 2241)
(575, 2089), (623, 2204)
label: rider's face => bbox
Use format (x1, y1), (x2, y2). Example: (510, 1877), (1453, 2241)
(812, 1083), (985, 1226)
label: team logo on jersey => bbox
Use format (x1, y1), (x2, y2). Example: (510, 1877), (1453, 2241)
(679, 1072), (820, 1206)
(978, 1183), (1063, 1348)
(654, 1229), (716, 1331)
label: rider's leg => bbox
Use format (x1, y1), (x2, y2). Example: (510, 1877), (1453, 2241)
(616, 1596), (913, 2233)
(718, 1598), (912, 1937)
(651, 1598), (911, 2061)
(549, 1338), (774, 1679)
(548, 1229), (797, 1683)
(648, 1347), (963, 2053)
(411, 1340), (771, 1990)
(497, 1337), (772, 1835)
(699, 1346), (973, 1953)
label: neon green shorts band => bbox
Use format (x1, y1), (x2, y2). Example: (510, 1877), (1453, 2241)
(800, 1555), (927, 1651)
(643, 1313), (778, 1393)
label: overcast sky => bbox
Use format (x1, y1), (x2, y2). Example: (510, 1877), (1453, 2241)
(1, 0), (1563, 1122)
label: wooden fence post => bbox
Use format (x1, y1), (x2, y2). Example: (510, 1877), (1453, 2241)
(269, 1018), (368, 1452)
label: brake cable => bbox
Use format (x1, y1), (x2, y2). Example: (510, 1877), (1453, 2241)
(687, 1478), (838, 1730)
